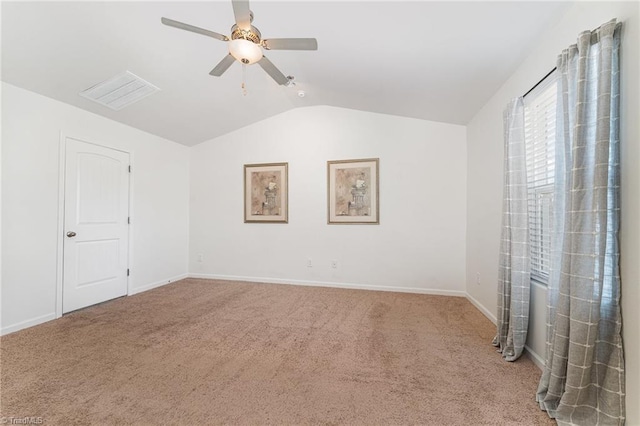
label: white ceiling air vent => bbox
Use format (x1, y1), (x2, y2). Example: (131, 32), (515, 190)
(79, 71), (160, 110)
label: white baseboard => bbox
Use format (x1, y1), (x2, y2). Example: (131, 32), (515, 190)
(1, 312), (56, 336)
(188, 273), (467, 297)
(465, 292), (497, 324)
(464, 294), (545, 370)
(525, 345), (545, 370)
(128, 273), (189, 296)
(2, 273), (189, 335)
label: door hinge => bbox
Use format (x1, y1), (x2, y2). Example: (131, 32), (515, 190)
(128, 217), (130, 224)
(127, 269), (130, 276)
(128, 165), (131, 173)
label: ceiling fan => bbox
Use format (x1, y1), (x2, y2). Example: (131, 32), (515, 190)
(161, 0), (318, 85)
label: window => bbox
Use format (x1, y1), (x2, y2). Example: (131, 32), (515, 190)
(524, 72), (558, 283)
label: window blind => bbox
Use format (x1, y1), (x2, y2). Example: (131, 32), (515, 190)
(524, 73), (558, 282)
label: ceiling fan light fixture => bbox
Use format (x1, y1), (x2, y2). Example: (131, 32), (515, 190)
(229, 39), (263, 65)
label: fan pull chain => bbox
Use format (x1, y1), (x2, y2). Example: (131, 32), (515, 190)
(241, 64), (248, 96)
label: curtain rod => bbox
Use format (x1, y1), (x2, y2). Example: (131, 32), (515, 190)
(522, 67), (557, 98)
(521, 20), (620, 98)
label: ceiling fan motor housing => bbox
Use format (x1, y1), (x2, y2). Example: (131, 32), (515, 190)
(231, 24), (261, 45)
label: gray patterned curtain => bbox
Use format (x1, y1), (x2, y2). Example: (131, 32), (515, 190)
(536, 19), (625, 425)
(493, 98), (531, 362)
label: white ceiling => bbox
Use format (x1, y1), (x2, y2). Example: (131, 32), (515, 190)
(1, 1), (570, 146)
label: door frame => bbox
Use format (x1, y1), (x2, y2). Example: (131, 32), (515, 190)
(55, 132), (135, 318)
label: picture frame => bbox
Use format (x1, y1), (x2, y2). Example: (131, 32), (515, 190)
(327, 158), (379, 224)
(244, 162), (288, 223)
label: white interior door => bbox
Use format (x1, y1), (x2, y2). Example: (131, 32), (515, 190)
(63, 138), (130, 313)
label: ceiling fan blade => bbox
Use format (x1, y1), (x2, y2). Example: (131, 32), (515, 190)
(210, 54), (236, 77)
(258, 56), (288, 85)
(262, 38), (318, 51)
(161, 17), (228, 41)
(231, 0), (252, 31)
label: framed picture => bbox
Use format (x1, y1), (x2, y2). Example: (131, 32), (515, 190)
(327, 158), (379, 224)
(244, 162), (288, 223)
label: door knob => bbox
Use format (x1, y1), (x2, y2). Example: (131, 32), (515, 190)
(66, 231), (77, 238)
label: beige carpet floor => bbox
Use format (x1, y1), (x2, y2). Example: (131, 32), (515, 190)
(1, 278), (553, 425)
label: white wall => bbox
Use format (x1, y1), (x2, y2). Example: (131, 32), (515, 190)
(190, 106), (467, 295)
(465, 1), (640, 423)
(1, 82), (190, 334)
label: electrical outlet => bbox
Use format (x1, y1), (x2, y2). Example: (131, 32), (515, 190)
(197, 254), (203, 263)
(476, 272), (481, 285)
(331, 260), (338, 269)
(307, 258), (313, 267)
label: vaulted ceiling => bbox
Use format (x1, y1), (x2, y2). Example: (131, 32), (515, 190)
(1, 1), (570, 146)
